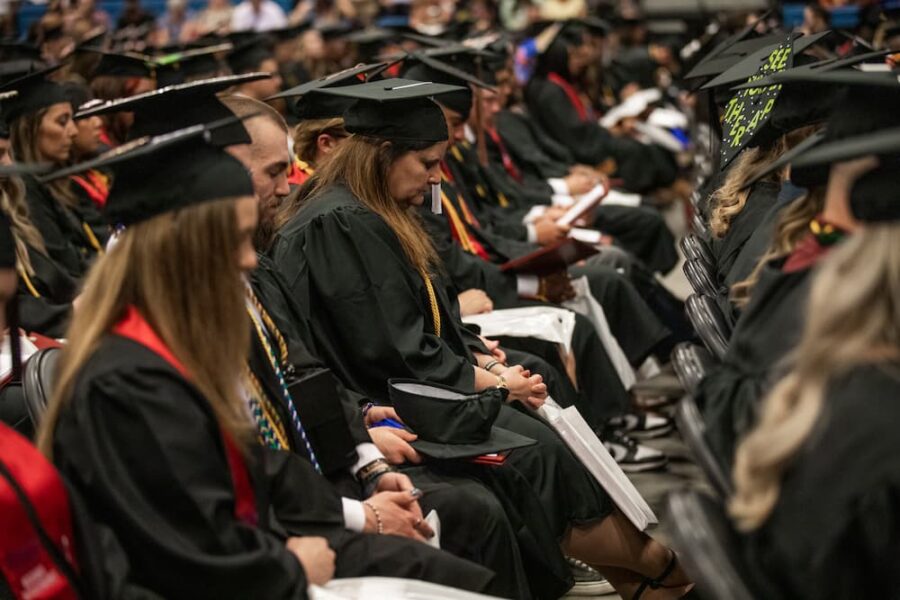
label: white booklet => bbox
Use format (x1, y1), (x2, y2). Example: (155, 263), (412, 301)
(537, 398), (658, 531)
(556, 184), (608, 227)
(311, 578), (503, 599)
(462, 306), (576, 353)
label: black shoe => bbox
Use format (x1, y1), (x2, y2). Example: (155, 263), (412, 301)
(601, 429), (668, 473)
(606, 413), (674, 439)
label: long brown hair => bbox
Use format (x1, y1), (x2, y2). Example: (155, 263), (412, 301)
(730, 187), (826, 308)
(730, 224), (900, 530)
(305, 135), (440, 276)
(293, 117), (346, 165)
(9, 108), (78, 208)
(37, 198), (253, 456)
(0, 175), (47, 275)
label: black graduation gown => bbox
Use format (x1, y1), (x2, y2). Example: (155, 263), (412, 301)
(272, 183), (615, 594)
(54, 335), (496, 599)
(724, 201), (785, 291)
(69, 173), (111, 248)
(696, 258), (814, 465)
(17, 246), (77, 337)
(710, 181), (781, 288)
(742, 363), (900, 600)
(524, 76), (676, 193)
(495, 109), (572, 178)
(22, 175), (97, 278)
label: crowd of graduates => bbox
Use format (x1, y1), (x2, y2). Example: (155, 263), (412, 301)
(0, 1), (898, 599)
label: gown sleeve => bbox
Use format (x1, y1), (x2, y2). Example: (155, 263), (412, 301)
(275, 204), (475, 400)
(54, 365), (310, 600)
(23, 178), (86, 278)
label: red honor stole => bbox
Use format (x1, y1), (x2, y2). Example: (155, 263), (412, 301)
(112, 306), (258, 526)
(547, 72), (591, 122)
(0, 423), (80, 600)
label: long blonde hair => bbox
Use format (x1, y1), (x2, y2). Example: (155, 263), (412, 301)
(730, 187), (826, 308)
(730, 224), (900, 530)
(0, 176), (47, 275)
(37, 198), (253, 456)
(307, 135), (440, 276)
(9, 108), (78, 208)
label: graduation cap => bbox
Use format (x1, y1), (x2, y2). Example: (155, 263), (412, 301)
(75, 29), (108, 52)
(0, 59), (44, 85)
(268, 62), (386, 120)
(402, 52), (494, 119)
(0, 42), (42, 62)
(41, 118), (254, 227)
(80, 49), (155, 78)
(154, 43), (231, 87)
(684, 11), (773, 80)
(317, 22), (355, 42)
(388, 380), (536, 460)
(76, 73), (270, 145)
(226, 36), (274, 73)
(270, 21), (312, 43)
(0, 65), (69, 125)
(731, 49), (893, 91)
(315, 78), (465, 143)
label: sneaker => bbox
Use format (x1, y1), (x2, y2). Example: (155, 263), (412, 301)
(565, 557), (616, 596)
(601, 429), (668, 472)
(606, 413), (674, 440)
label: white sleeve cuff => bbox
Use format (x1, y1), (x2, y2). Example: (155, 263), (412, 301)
(342, 498), (367, 532)
(548, 178), (569, 195)
(350, 443), (385, 477)
(522, 205), (547, 224)
(526, 223), (537, 243)
(551, 194), (576, 208)
(517, 275), (540, 297)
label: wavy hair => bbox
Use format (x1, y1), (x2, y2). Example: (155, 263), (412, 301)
(0, 175), (47, 275)
(730, 224), (900, 530)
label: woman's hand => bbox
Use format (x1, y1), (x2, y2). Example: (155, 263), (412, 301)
(368, 426), (423, 465)
(478, 336), (507, 366)
(374, 471), (415, 493)
(458, 288), (493, 316)
(286, 536), (335, 586)
(364, 491), (434, 541)
(500, 365), (547, 409)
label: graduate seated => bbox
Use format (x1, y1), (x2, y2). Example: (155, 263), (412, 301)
(36, 122), (502, 599)
(729, 124), (900, 599)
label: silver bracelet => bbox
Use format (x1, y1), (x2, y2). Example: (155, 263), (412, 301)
(484, 359), (501, 373)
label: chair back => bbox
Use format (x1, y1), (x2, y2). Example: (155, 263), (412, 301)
(22, 348), (61, 428)
(685, 294), (731, 360)
(671, 343), (715, 394)
(674, 395), (734, 497)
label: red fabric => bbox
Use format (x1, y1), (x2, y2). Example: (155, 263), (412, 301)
(783, 233), (830, 273)
(70, 171), (110, 209)
(112, 306), (258, 527)
(286, 159), (310, 186)
(485, 127), (522, 183)
(97, 128), (114, 149)
(547, 72), (590, 121)
(0, 422), (79, 600)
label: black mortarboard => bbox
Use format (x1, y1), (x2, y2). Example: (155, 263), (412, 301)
(348, 27), (401, 46)
(268, 62), (386, 120)
(700, 31), (830, 90)
(731, 49), (893, 91)
(226, 37), (274, 73)
(61, 82), (94, 115)
(402, 53), (493, 119)
(388, 380), (536, 460)
(270, 21), (312, 43)
(316, 78), (464, 142)
(0, 59), (44, 85)
(317, 22), (355, 41)
(684, 11), (773, 79)
(81, 49), (155, 78)
(153, 43), (230, 87)
(75, 29), (108, 51)
(0, 65), (70, 125)
(0, 42), (42, 62)
(76, 73), (270, 145)
(41, 119), (254, 226)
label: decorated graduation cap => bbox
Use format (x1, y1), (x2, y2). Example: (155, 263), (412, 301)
(226, 36), (274, 73)
(388, 380), (536, 460)
(154, 43), (230, 87)
(402, 52), (494, 119)
(81, 49), (155, 78)
(268, 62), (386, 120)
(315, 78), (465, 143)
(40, 118), (254, 227)
(0, 65), (69, 125)
(76, 73), (270, 145)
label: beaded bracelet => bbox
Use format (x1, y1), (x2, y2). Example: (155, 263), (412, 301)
(363, 501), (384, 534)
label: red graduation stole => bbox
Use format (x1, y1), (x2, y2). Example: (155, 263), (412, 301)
(112, 306), (258, 527)
(0, 423), (80, 599)
(70, 170), (110, 209)
(485, 127), (522, 183)
(547, 72), (591, 122)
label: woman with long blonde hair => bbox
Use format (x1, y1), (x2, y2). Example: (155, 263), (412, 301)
(4, 68), (105, 278)
(273, 80), (694, 599)
(730, 149), (900, 599)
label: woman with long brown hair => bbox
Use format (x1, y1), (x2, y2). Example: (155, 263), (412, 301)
(273, 79), (694, 599)
(730, 129), (900, 598)
(37, 123), (498, 599)
(3, 68), (105, 278)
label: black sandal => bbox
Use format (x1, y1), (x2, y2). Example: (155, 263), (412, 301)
(633, 550), (681, 599)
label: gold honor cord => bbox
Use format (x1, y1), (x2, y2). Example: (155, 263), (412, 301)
(421, 273), (442, 337)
